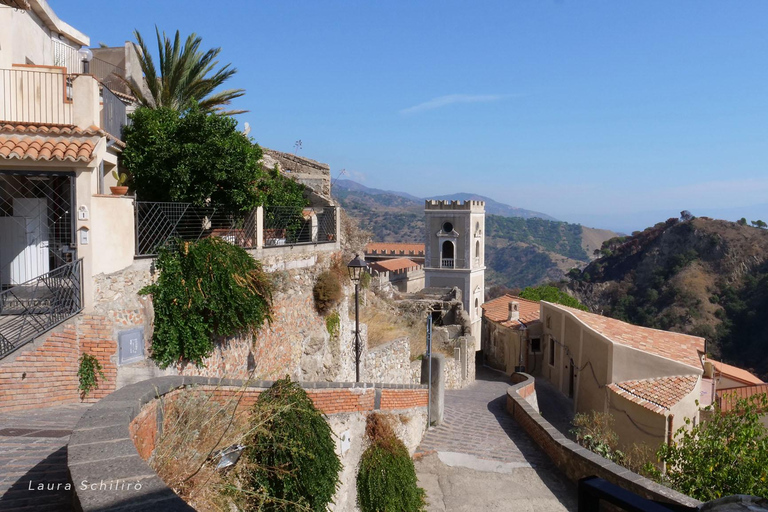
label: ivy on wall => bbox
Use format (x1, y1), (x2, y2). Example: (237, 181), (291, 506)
(140, 238), (273, 368)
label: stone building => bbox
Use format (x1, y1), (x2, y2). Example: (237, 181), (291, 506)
(423, 200), (485, 346)
(481, 295), (543, 374)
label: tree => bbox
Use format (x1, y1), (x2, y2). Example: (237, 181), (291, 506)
(519, 285), (589, 311)
(120, 27), (245, 115)
(680, 210), (694, 222)
(650, 393), (768, 501)
(737, 218), (748, 226)
(122, 106), (264, 211)
(751, 220), (767, 229)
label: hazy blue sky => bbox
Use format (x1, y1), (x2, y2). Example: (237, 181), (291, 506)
(52, 1), (768, 232)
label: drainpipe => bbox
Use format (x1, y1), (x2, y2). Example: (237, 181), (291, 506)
(666, 414), (674, 446)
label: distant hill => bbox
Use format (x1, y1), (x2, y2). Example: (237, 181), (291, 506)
(333, 180), (617, 289)
(429, 192), (557, 221)
(569, 216), (768, 379)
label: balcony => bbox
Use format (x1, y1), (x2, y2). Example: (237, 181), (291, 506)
(441, 258), (455, 268)
(0, 67), (126, 139)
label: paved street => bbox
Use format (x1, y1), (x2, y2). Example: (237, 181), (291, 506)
(415, 366), (577, 511)
(0, 403), (91, 512)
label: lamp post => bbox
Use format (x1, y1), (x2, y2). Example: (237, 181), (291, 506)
(347, 254), (368, 383)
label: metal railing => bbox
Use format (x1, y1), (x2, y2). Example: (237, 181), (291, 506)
(90, 56), (128, 95)
(263, 206), (337, 246)
(101, 85), (127, 138)
(0, 259), (83, 360)
(0, 68), (74, 124)
(52, 38), (82, 75)
(135, 202), (338, 256)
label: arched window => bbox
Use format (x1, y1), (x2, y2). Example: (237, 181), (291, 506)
(441, 240), (454, 268)
(475, 240), (480, 258)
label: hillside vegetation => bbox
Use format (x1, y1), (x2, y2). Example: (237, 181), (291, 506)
(570, 216), (768, 378)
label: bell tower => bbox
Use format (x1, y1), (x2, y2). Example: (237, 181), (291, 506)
(424, 200), (485, 348)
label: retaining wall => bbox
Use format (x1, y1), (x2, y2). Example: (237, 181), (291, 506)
(68, 376), (428, 512)
(506, 372), (701, 509)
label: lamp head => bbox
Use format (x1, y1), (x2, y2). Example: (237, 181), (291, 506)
(347, 254), (368, 283)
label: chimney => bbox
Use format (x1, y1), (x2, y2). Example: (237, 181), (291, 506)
(508, 301), (520, 321)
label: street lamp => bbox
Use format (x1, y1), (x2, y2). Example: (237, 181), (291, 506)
(78, 47), (93, 74)
(347, 254), (368, 383)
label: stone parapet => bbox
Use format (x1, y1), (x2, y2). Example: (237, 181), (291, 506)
(506, 372), (702, 509)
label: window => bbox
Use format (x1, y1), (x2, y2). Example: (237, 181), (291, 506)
(531, 338), (541, 353)
(442, 221), (453, 233)
(475, 240), (480, 257)
(549, 337), (555, 366)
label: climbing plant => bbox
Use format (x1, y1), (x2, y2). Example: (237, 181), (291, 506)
(140, 238), (273, 368)
(77, 353), (105, 397)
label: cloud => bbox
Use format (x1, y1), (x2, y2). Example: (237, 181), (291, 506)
(399, 94), (507, 115)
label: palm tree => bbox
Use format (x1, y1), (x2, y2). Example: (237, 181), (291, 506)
(119, 27), (246, 115)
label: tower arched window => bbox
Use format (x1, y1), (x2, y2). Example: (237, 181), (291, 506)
(475, 240), (480, 258)
(441, 240), (454, 268)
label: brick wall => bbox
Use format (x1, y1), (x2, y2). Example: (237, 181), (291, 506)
(506, 373), (701, 509)
(0, 314), (118, 412)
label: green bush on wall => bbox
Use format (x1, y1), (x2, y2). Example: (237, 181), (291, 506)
(313, 270), (342, 315)
(357, 414), (426, 512)
(140, 237), (273, 368)
(242, 377), (341, 511)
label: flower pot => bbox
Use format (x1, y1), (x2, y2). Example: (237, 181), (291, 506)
(110, 186), (129, 196)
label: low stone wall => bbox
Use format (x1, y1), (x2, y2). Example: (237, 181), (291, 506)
(364, 337), (414, 385)
(69, 376), (428, 512)
(506, 373), (701, 509)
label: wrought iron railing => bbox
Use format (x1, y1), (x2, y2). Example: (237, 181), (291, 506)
(0, 259), (83, 360)
(263, 206), (337, 246)
(0, 68), (74, 124)
(101, 85), (127, 138)
(52, 38), (82, 75)
(135, 202), (338, 256)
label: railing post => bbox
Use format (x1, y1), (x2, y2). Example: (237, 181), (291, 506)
(256, 206), (264, 250)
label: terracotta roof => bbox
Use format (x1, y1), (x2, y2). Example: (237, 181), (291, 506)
(365, 243), (425, 256)
(716, 384), (768, 413)
(711, 360), (764, 386)
(482, 295), (541, 328)
(608, 375), (699, 414)
(0, 122), (102, 163)
(548, 303), (704, 370)
(370, 258), (421, 273)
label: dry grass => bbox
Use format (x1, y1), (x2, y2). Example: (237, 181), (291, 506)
(359, 291), (427, 360)
(150, 386), (263, 511)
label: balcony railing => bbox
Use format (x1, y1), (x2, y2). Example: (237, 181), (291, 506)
(52, 38), (82, 75)
(91, 56), (129, 95)
(0, 259), (83, 360)
(441, 258), (455, 268)
(0, 68), (73, 124)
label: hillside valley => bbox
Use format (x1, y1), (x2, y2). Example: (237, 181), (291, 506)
(334, 180), (617, 289)
(569, 216), (768, 378)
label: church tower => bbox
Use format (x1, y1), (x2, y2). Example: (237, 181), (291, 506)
(424, 200), (485, 348)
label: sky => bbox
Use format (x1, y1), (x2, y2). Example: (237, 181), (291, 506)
(50, 1), (768, 233)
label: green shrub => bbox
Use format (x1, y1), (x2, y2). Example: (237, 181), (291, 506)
(357, 414), (425, 512)
(313, 270), (343, 315)
(140, 238), (273, 368)
(242, 377), (341, 511)
(571, 411), (624, 463)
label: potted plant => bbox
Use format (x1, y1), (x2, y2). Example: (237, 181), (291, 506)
(110, 171), (129, 196)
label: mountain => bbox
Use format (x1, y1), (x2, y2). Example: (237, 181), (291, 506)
(569, 216), (768, 379)
(333, 180), (618, 289)
(429, 193), (558, 221)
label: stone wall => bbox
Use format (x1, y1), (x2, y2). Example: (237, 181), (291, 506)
(69, 376), (428, 512)
(506, 372), (701, 509)
(363, 337), (414, 385)
(262, 148), (332, 201)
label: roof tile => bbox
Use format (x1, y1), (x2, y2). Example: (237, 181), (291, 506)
(548, 303), (704, 369)
(0, 123), (100, 163)
(482, 295), (541, 328)
(608, 375), (699, 413)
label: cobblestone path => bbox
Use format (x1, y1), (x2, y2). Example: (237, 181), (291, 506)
(415, 365), (577, 511)
(0, 404), (91, 512)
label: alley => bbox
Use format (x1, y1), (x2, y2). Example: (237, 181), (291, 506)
(415, 366), (577, 511)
